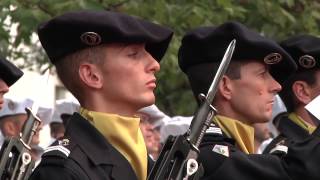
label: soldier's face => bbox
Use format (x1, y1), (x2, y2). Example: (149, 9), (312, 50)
(228, 61), (281, 124)
(138, 112), (157, 152)
(137, 112), (161, 156)
(2, 114), (41, 145)
(0, 79), (9, 110)
(99, 43), (160, 115)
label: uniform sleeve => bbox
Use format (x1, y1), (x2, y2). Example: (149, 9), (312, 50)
(283, 133), (320, 180)
(198, 135), (295, 180)
(29, 165), (79, 180)
(200, 132), (320, 180)
(28, 155), (86, 180)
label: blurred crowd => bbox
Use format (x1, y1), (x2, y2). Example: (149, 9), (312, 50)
(0, 94), (287, 164)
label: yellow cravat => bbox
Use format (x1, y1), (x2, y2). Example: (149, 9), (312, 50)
(80, 108), (147, 180)
(213, 115), (255, 154)
(288, 112), (316, 134)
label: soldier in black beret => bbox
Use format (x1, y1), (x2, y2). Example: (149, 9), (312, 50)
(263, 35), (320, 155)
(29, 10), (173, 180)
(179, 21), (320, 179)
(0, 57), (23, 110)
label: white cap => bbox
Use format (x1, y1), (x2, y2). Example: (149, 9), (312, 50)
(268, 94), (288, 137)
(51, 99), (80, 123)
(0, 98), (34, 119)
(37, 106), (53, 125)
(0, 97), (53, 125)
(138, 104), (170, 128)
(272, 95), (287, 120)
(160, 116), (192, 143)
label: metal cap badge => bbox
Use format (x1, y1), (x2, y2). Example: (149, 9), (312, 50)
(80, 32), (102, 46)
(299, 55), (316, 69)
(264, 53), (282, 65)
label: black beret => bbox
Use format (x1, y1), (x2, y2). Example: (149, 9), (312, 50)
(38, 10), (173, 64)
(279, 35), (320, 111)
(178, 21), (297, 99)
(280, 35), (320, 72)
(0, 57), (23, 86)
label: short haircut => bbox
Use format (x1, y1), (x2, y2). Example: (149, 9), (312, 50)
(187, 59), (250, 105)
(54, 45), (107, 102)
(280, 69), (318, 112)
(225, 60), (245, 80)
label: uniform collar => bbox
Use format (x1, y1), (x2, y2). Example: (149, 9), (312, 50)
(66, 113), (122, 165)
(277, 114), (310, 140)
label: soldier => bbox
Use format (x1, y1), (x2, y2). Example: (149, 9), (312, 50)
(0, 57), (23, 110)
(137, 105), (167, 160)
(178, 21), (320, 179)
(50, 99), (80, 140)
(0, 97), (44, 161)
(263, 35), (320, 154)
(253, 122), (272, 153)
(29, 10), (173, 180)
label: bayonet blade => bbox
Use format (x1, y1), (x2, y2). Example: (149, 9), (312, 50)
(206, 39), (236, 103)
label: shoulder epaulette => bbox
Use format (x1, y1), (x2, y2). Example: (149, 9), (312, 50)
(43, 145), (71, 158)
(42, 138), (72, 159)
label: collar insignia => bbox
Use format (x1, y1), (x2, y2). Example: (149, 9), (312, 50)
(212, 144), (229, 157)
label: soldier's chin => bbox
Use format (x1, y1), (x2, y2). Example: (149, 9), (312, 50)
(142, 96), (155, 106)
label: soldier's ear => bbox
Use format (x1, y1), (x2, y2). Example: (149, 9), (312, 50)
(78, 63), (103, 89)
(218, 75), (232, 100)
(292, 81), (312, 105)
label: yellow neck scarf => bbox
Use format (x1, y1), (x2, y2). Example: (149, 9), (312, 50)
(288, 112), (316, 134)
(213, 115), (255, 154)
(80, 108), (147, 180)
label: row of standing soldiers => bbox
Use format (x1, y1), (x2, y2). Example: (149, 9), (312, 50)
(0, 9), (320, 180)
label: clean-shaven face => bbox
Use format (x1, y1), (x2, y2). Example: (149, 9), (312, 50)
(100, 43), (160, 111)
(229, 61), (282, 124)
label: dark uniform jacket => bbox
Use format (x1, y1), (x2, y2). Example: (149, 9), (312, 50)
(198, 123), (320, 180)
(263, 115), (310, 155)
(29, 113), (153, 180)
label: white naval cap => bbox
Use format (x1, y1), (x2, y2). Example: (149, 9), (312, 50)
(268, 94), (288, 137)
(160, 116), (192, 143)
(51, 99), (80, 123)
(138, 104), (170, 129)
(37, 106), (53, 125)
(272, 94), (287, 120)
(0, 98), (34, 119)
(0, 97), (53, 125)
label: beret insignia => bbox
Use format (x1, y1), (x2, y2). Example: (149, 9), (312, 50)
(298, 55), (316, 69)
(264, 53), (282, 65)
(80, 32), (102, 46)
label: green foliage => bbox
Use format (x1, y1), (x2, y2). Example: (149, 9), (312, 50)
(1, 0), (320, 115)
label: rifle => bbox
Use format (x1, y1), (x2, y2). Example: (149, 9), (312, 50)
(148, 39), (236, 180)
(0, 108), (41, 180)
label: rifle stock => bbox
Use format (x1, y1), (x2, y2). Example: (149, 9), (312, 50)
(148, 40), (236, 180)
(0, 108), (41, 180)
